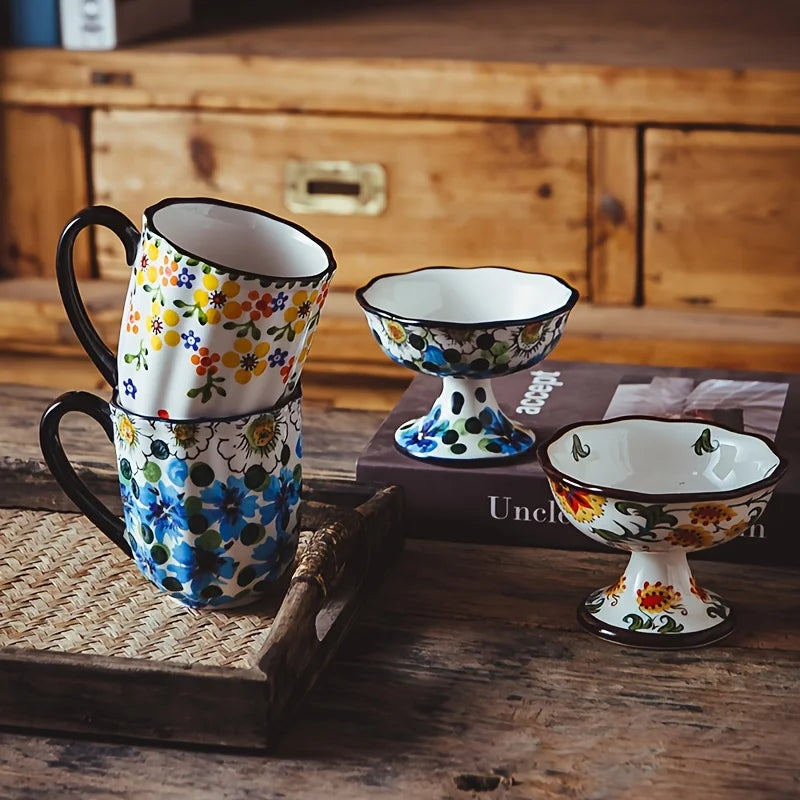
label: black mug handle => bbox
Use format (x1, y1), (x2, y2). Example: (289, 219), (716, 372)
(56, 206), (140, 388)
(39, 391), (132, 558)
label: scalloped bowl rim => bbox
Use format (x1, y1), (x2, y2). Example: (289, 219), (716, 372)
(538, 415), (787, 503)
(355, 266), (579, 329)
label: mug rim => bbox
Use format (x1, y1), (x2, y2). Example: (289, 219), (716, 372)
(144, 197), (337, 284)
(355, 265), (580, 330)
(110, 384), (302, 425)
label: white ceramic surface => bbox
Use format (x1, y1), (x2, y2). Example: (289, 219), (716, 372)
(539, 416), (787, 648)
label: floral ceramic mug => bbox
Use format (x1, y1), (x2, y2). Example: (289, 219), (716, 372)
(57, 198), (336, 419)
(39, 387), (303, 609)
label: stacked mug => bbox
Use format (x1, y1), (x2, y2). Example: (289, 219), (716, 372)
(40, 198), (336, 609)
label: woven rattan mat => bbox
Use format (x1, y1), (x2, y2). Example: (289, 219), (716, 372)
(0, 508), (291, 669)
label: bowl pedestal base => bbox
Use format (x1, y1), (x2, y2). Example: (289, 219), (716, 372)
(578, 550), (736, 649)
(394, 376), (535, 463)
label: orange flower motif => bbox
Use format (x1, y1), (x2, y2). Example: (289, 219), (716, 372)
(126, 306), (141, 335)
(689, 503), (736, 527)
(605, 575), (626, 605)
(191, 346), (221, 377)
(280, 355), (296, 385)
(551, 481), (606, 523)
(690, 577), (710, 603)
(666, 525), (714, 549)
(636, 581), (682, 615)
(384, 320), (407, 345)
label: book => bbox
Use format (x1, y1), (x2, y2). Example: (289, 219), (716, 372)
(59, 0), (192, 50)
(356, 361), (800, 566)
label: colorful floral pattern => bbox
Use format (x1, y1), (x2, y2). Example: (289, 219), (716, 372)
(552, 483), (607, 524)
(365, 309), (570, 380)
(544, 485), (775, 554)
(111, 394), (302, 608)
(117, 228), (333, 418)
(394, 379), (534, 460)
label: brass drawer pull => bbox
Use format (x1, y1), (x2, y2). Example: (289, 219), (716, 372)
(284, 160), (387, 216)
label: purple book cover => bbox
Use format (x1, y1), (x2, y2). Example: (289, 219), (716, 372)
(356, 361), (799, 566)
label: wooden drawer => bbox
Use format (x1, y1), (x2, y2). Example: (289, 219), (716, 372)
(644, 129), (800, 314)
(92, 110), (589, 292)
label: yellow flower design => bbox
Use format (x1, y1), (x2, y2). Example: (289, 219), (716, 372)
(222, 337), (270, 384)
(551, 481), (606, 523)
(604, 575), (626, 605)
(145, 304), (181, 350)
(117, 415), (137, 447)
(723, 519), (751, 539)
(283, 289), (318, 334)
(384, 319), (408, 345)
(666, 524), (715, 549)
(636, 581), (682, 615)
(689, 502), (736, 527)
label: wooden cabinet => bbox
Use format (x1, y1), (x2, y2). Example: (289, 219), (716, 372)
(2, 0), (800, 407)
(644, 129), (800, 314)
(92, 111), (589, 290)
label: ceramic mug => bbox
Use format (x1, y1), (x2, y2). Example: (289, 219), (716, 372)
(39, 387), (303, 609)
(57, 198), (336, 419)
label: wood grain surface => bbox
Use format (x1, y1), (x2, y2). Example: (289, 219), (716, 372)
(0, 539), (797, 798)
(0, 106), (90, 280)
(644, 129), (800, 314)
(91, 109), (589, 289)
(2, 0), (800, 127)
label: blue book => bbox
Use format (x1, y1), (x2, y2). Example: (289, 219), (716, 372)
(9, 0), (61, 46)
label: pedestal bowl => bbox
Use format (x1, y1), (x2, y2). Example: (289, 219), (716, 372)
(356, 266), (578, 464)
(538, 416), (787, 648)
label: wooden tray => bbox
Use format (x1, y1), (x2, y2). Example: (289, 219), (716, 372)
(0, 488), (402, 751)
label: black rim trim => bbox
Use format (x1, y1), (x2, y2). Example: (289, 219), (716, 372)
(355, 266), (579, 329)
(577, 602), (737, 649)
(537, 414), (788, 503)
(143, 197), (337, 283)
(112, 384), (302, 425)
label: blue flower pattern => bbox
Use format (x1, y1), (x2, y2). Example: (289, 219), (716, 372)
(113, 401), (302, 608)
(397, 405), (448, 454)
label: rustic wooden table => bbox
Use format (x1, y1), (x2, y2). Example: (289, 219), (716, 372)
(0, 384), (799, 799)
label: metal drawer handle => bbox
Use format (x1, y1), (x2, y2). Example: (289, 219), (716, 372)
(284, 159), (387, 216)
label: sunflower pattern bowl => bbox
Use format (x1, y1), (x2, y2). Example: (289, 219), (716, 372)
(356, 266), (578, 463)
(538, 416), (787, 648)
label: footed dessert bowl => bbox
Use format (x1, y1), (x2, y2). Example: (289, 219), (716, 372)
(356, 266), (578, 463)
(538, 416), (787, 649)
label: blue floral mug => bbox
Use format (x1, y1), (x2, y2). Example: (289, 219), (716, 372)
(39, 388), (303, 609)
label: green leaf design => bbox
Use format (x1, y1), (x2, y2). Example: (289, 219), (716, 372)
(186, 387), (201, 399)
(571, 434), (591, 461)
(591, 527), (632, 544)
(693, 427), (719, 456)
(706, 601), (730, 620)
(186, 258), (199, 266)
(656, 615), (685, 634)
(174, 299), (189, 308)
(615, 501), (678, 531)
(623, 613), (654, 631)
(584, 590), (605, 614)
